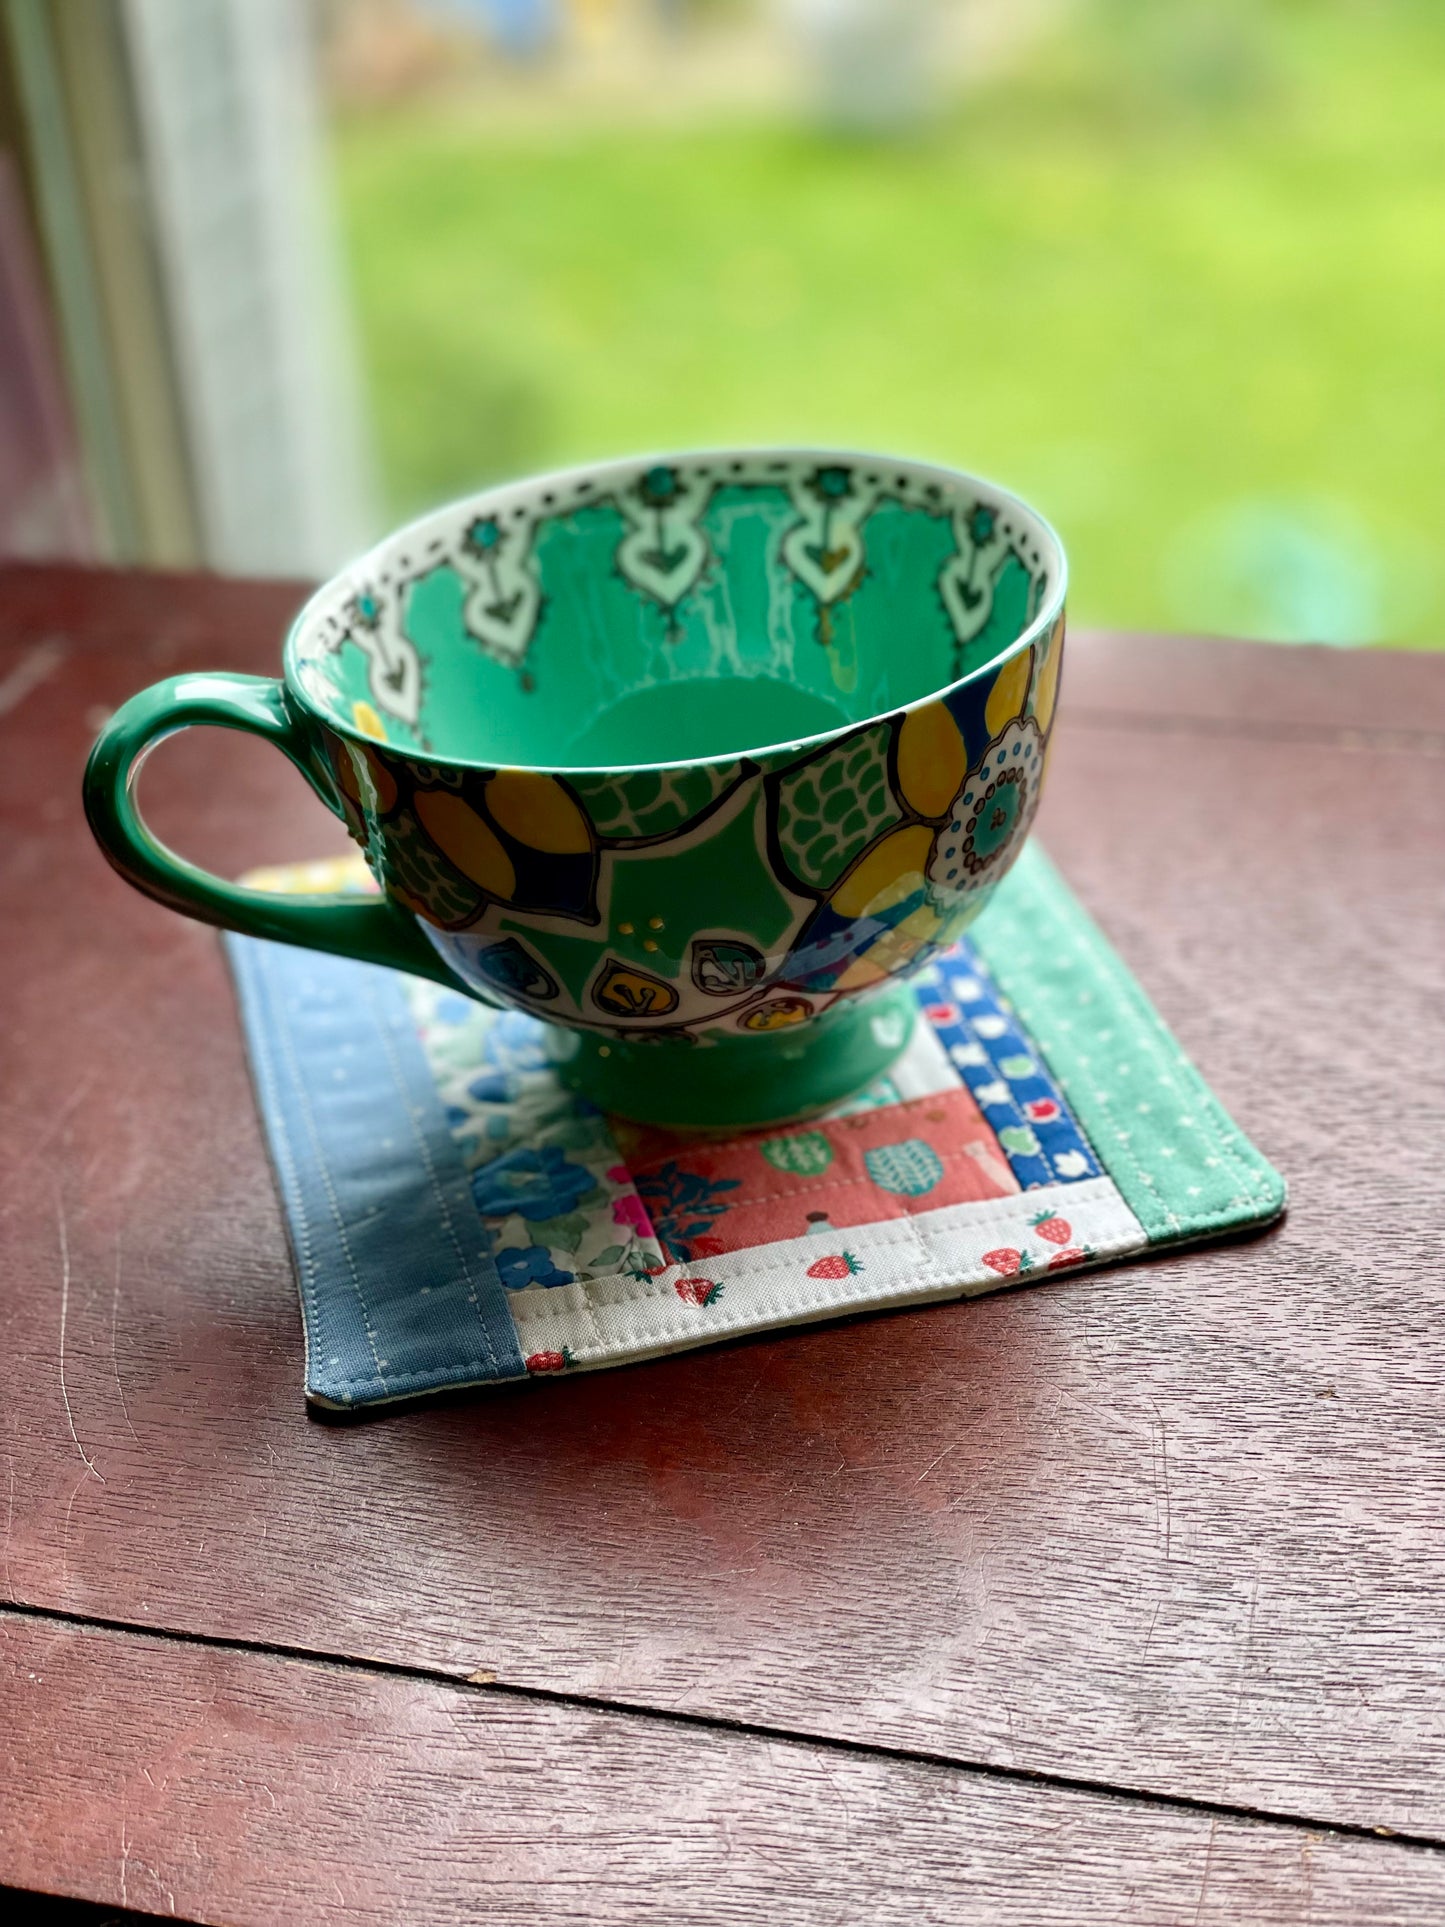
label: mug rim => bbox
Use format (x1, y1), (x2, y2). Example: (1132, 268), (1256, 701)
(284, 444), (1068, 777)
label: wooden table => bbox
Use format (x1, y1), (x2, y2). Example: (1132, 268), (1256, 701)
(2, 563), (1443, 1925)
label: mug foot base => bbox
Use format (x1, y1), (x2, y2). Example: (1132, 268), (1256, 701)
(548, 986), (917, 1132)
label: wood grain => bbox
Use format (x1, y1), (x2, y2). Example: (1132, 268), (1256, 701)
(5, 1610), (1445, 1927)
(3, 565), (1444, 1848)
(1061, 627), (1445, 736)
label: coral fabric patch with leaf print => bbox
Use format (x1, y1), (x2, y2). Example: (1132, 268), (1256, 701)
(617, 1087), (1018, 1262)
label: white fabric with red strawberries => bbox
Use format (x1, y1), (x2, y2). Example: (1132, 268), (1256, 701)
(508, 1176), (1145, 1375)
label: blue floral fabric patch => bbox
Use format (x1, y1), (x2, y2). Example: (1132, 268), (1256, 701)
(408, 979), (671, 1293)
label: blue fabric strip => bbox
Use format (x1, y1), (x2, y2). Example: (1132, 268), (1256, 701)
(225, 936), (527, 1406)
(912, 939), (1104, 1190)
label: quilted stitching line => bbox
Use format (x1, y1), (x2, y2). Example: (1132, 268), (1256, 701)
(506, 1179), (1139, 1326)
(976, 852), (1282, 1237)
(560, 1245), (1141, 1359)
(508, 1189), (1151, 1356)
(510, 1193), (1120, 1308)
(638, 1154), (1018, 1226)
(1057, 914), (1275, 1219)
(1005, 895), (1185, 1238)
(1054, 896), (1266, 1212)
(507, 1240), (952, 1327)
(508, 1213), (1148, 1355)
(237, 945), (324, 1397)
(568, 1265), (610, 1360)
(515, 1212), (955, 1346)
(360, 969), (502, 1379)
(270, 968), (391, 1392)
(507, 1173), (1126, 1307)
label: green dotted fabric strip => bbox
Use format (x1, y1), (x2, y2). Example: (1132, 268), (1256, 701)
(971, 845), (1286, 1246)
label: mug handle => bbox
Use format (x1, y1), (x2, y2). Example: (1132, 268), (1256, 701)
(83, 672), (458, 988)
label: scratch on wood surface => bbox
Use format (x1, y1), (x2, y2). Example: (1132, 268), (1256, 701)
(0, 636), (66, 720)
(1149, 1398), (1171, 1560)
(1141, 1601), (1162, 1659)
(736, 1369), (767, 1410)
(1078, 1315), (1108, 1377)
(913, 1441), (963, 1485)
(1, 1068), (99, 1195)
(60, 1469), (91, 1592)
(3, 1457), (14, 1596)
(1001, 1699), (1017, 1751)
(1192, 1814), (1220, 1926)
(110, 1232), (138, 1444)
(822, 1758), (859, 1847)
(1222, 1573), (1263, 1770)
(56, 1189), (104, 1483)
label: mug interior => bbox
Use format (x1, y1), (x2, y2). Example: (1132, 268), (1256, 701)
(289, 450), (1063, 771)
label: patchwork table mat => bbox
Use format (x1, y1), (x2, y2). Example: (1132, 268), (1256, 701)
(225, 846), (1285, 1409)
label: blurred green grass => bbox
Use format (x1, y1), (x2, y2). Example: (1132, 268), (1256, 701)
(333, 0), (1445, 646)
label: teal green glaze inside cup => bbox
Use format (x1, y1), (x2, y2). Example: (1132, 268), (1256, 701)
(85, 449), (1067, 1130)
(290, 453), (1059, 769)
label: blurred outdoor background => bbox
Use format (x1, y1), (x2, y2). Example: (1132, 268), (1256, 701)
(2, 0), (1442, 646)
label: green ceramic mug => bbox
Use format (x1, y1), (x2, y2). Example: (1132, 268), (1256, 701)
(84, 449), (1066, 1128)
